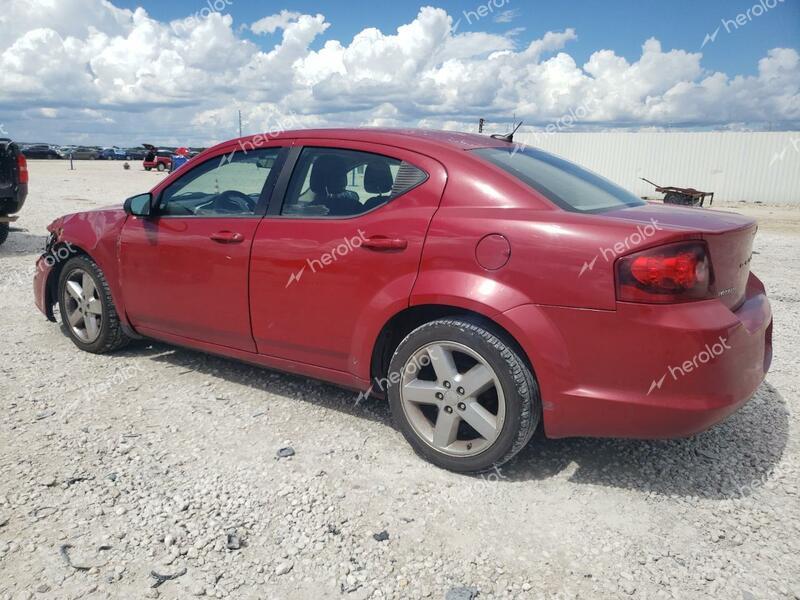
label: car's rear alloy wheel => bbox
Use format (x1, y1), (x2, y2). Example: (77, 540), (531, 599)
(157, 163), (165, 172)
(58, 256), (130, 353)
(387, 317), (540, 473)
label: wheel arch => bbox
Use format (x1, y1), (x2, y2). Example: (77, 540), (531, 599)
(368, 304), (537, 398)
(44, 242), (140, 338)
(43, 242), (92, 321)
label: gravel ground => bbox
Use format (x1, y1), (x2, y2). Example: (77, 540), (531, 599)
(1, 160), (799, 600)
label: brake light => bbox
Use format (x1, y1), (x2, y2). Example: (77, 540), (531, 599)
(17, 154), (28, 184)
(616, 241), (712, 303)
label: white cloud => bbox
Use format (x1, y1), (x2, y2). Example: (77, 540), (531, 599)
(0, 1), (797, 146)
(494, 9), (521, 24)
(250, 10), (303, 35)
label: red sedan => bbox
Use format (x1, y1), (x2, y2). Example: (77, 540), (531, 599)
(33, 129), (772, 472)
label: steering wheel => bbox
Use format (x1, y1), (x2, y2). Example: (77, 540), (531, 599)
(212, 190), (255, 213)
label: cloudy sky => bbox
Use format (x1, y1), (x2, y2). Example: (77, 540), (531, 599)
(1, 0), (798, 146)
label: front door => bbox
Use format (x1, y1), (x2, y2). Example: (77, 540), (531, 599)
(249, 141), (446, 374)
(119, 146), (284, 351)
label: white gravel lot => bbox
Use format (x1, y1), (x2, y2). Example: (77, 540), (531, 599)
(1, 160), (799, 600)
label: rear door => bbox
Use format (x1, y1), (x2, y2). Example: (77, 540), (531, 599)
(249, 140), (447, 374)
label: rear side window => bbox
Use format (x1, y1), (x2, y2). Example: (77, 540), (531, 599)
(472, 147), (645, 213)
(281, 147), (427, 218)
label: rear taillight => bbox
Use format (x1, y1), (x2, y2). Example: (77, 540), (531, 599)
(616, 241), (713, 303)
(17, 154), (28, 184)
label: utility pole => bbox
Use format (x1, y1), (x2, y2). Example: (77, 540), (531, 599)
(238, 110), (242, 137)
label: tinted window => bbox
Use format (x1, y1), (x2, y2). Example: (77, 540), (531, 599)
(473, 147), (645, 213)
(158, 148), (280, 217)
(281, 147), (427, 218)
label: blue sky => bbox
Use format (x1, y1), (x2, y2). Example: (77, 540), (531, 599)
(1, 0), (798, 145)
(116, 0), (800, 77)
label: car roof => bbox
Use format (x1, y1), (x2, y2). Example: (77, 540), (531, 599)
(212, 127), (511, 156)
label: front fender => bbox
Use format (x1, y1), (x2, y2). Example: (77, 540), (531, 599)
(44, 208), (132, 329)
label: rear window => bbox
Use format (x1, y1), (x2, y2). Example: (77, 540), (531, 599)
(472, 147), (645, 213)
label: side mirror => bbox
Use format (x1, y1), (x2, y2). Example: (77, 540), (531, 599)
(124, 193), (152, 217)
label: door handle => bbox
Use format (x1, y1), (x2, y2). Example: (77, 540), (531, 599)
(210, 231), (244, 244)
(361, 236), (408, 251)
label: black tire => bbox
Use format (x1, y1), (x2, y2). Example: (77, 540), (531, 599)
(156, 163), (165, 172)
(664, 191), (696, 206)
(57, 255), (130, 353)
(144, 167), (151, 171)
(0, 222), (9, 246)
(387, 317), (540, 473)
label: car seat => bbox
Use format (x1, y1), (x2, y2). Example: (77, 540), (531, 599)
(362, 161), (394, 211)
(309, 155), (362, 216)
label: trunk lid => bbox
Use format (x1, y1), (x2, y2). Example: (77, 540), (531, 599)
(605, 202), (757, 309)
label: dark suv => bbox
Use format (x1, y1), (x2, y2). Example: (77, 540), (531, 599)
(0, 138), (28, 245)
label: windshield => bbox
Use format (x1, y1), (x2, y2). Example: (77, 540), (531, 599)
(472, 146), (645, 213)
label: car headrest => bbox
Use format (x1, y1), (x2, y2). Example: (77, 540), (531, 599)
(364, 161), (393, 194)
(310, 155), (349, 194)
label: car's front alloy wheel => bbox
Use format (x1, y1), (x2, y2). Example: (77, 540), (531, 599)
(387, 317), (540, 472)
(63, 267), (104, 343)
(57, 256), (130, 353)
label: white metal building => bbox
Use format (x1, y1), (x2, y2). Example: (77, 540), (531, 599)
(513, 132), (800, 205)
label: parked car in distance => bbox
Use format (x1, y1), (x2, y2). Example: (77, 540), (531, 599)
(142, 144), (172, 171)
(124, 147), (147, 160)
(98, 147), (128, 160)
(33, 128), (773, 473)
(0, 138), (28, 245)
(21, 144), (61, 159)
(68, 147), (100, 160)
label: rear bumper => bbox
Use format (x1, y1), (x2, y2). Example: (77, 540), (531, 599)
(0, 183), (28, 214)
(500, 273), (772, 439)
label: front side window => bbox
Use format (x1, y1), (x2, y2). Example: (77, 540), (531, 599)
(157, 148), (281, 217)
(281, 147), (427, 218)
(472, 147), (645, 213)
